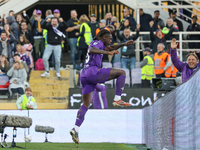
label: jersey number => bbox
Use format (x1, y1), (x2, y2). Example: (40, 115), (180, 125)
(85, 53), (90, 64)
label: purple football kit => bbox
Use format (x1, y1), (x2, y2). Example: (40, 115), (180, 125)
(80, 40), (111, 95)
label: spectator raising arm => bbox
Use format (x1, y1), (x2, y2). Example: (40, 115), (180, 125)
(131, 24), (140, 40)
(170, 38), (184, 72)
(149, 21), (156, 41)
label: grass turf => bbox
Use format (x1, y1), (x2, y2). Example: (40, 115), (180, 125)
(5, 143), (148, 150)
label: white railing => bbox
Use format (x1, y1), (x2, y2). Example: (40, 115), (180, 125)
(131, 31), (200, 61)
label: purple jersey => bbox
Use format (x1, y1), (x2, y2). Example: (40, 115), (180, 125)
(84, 40), (106, 68)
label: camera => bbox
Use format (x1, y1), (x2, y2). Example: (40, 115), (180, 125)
(152, 78), (177, 91)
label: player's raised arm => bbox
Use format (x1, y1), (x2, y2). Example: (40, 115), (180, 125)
(105, 40), (134, 51)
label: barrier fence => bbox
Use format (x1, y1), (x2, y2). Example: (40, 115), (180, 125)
(143, 68), (200, 150)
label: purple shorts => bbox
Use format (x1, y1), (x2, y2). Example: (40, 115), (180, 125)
(80, 66), (111, 95)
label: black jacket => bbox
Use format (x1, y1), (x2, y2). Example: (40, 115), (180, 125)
(41, 21), (68, 45)
(153, 18), (164, 31)
(140, 13), (153, 31)
(116, 29), (139, 57)
(88, 21), (99, 38)
(173, 18), (183, 31)
(150, 26), (174, 54)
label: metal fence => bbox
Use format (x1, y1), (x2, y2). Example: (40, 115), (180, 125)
(143, 68), (200, 150)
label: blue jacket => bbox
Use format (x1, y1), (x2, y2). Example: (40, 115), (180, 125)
(31, 18), (45, 36)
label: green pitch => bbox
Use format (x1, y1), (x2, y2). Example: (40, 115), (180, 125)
(10, 143), (148, 150)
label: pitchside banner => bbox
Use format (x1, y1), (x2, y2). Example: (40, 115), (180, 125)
(69, 88), (164, 109)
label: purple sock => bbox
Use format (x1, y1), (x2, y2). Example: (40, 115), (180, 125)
(75, 105), (88, 127)
(116, 75), (126, 96)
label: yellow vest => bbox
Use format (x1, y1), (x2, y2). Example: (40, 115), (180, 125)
(21, 94), (36, 110)
(77, 22), (92, 47)
(43, 29), (48, 48)
(141, 55), (154, 80)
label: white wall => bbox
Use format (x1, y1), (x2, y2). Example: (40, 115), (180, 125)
(0, 109), (142, 144)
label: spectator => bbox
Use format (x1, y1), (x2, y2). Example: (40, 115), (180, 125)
(16, 87), (37, 110)
(154, 43), (168, 78)
(45, 9), (54, 20)
(152, 10), (164, 31)
(170, 9), (183, 31)
(88, 14), (99, 38)
(120, 19), (134, 31)
(18, 45), (31, 67)
(122, 8), (136, 31)
(31, 10), (45, 61)
(171, 38), (200, 82)
(116, 23), (140, 70)
(140, 9), (152, 47)
(140, 47), (154, 88)
(166, 18), (179, 40)
(21, 10), (30, 25)
(186, 16), (200, 50)
(18, 34), (34, 71)
(7, 61), (27, 96)
(52, 9), (65, 68)
(13, 53), (28, 73)
(66, 10), (80, 64)
(41, 17), (68, 78)
(105, 12), (112, 25)
(75, 14), (92, 68)
(92, 84), (108, 109)
(43, 9), (64, 69)
(16, 14), (26, 31)
(18, 34), (29, 45)
(110, 16), (118, 26)
(0, 54), (10, 75)
(53, 9), (61, 19)
(19, 21), (34, 45)
(149, 21), (174, 54)
(4, 16), (18, 40)
(164, 44), (178, 78)
(9, 10), (14, 16)
(96, 19), (106, 35)
(16, 11), (30, 30)
(3, 24), (13, 37)
(43, 9), (54, 48)
(0, 31), (16, 59)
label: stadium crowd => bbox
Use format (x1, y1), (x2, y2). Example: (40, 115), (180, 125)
(0, 7), (199, 96)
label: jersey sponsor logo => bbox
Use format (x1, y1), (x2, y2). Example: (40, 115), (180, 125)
(93, 42), (98, 45)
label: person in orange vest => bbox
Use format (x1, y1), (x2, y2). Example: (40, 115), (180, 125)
(164, 44), (178, 78)
(154, 43), (168, 78)
(96, 19), (109, 35)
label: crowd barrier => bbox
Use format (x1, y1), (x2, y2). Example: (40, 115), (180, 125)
(143, 68), (200, 150)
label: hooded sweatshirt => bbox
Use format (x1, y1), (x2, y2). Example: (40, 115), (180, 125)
(6, 16), (18, 40)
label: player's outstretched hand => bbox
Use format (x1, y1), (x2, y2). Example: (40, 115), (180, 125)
(171, 38), (178, 50)
(125, 40), (134, 46)
(108, 50), (119, 55)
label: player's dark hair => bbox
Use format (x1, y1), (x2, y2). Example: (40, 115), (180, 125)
(93, 29), (111, 40)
